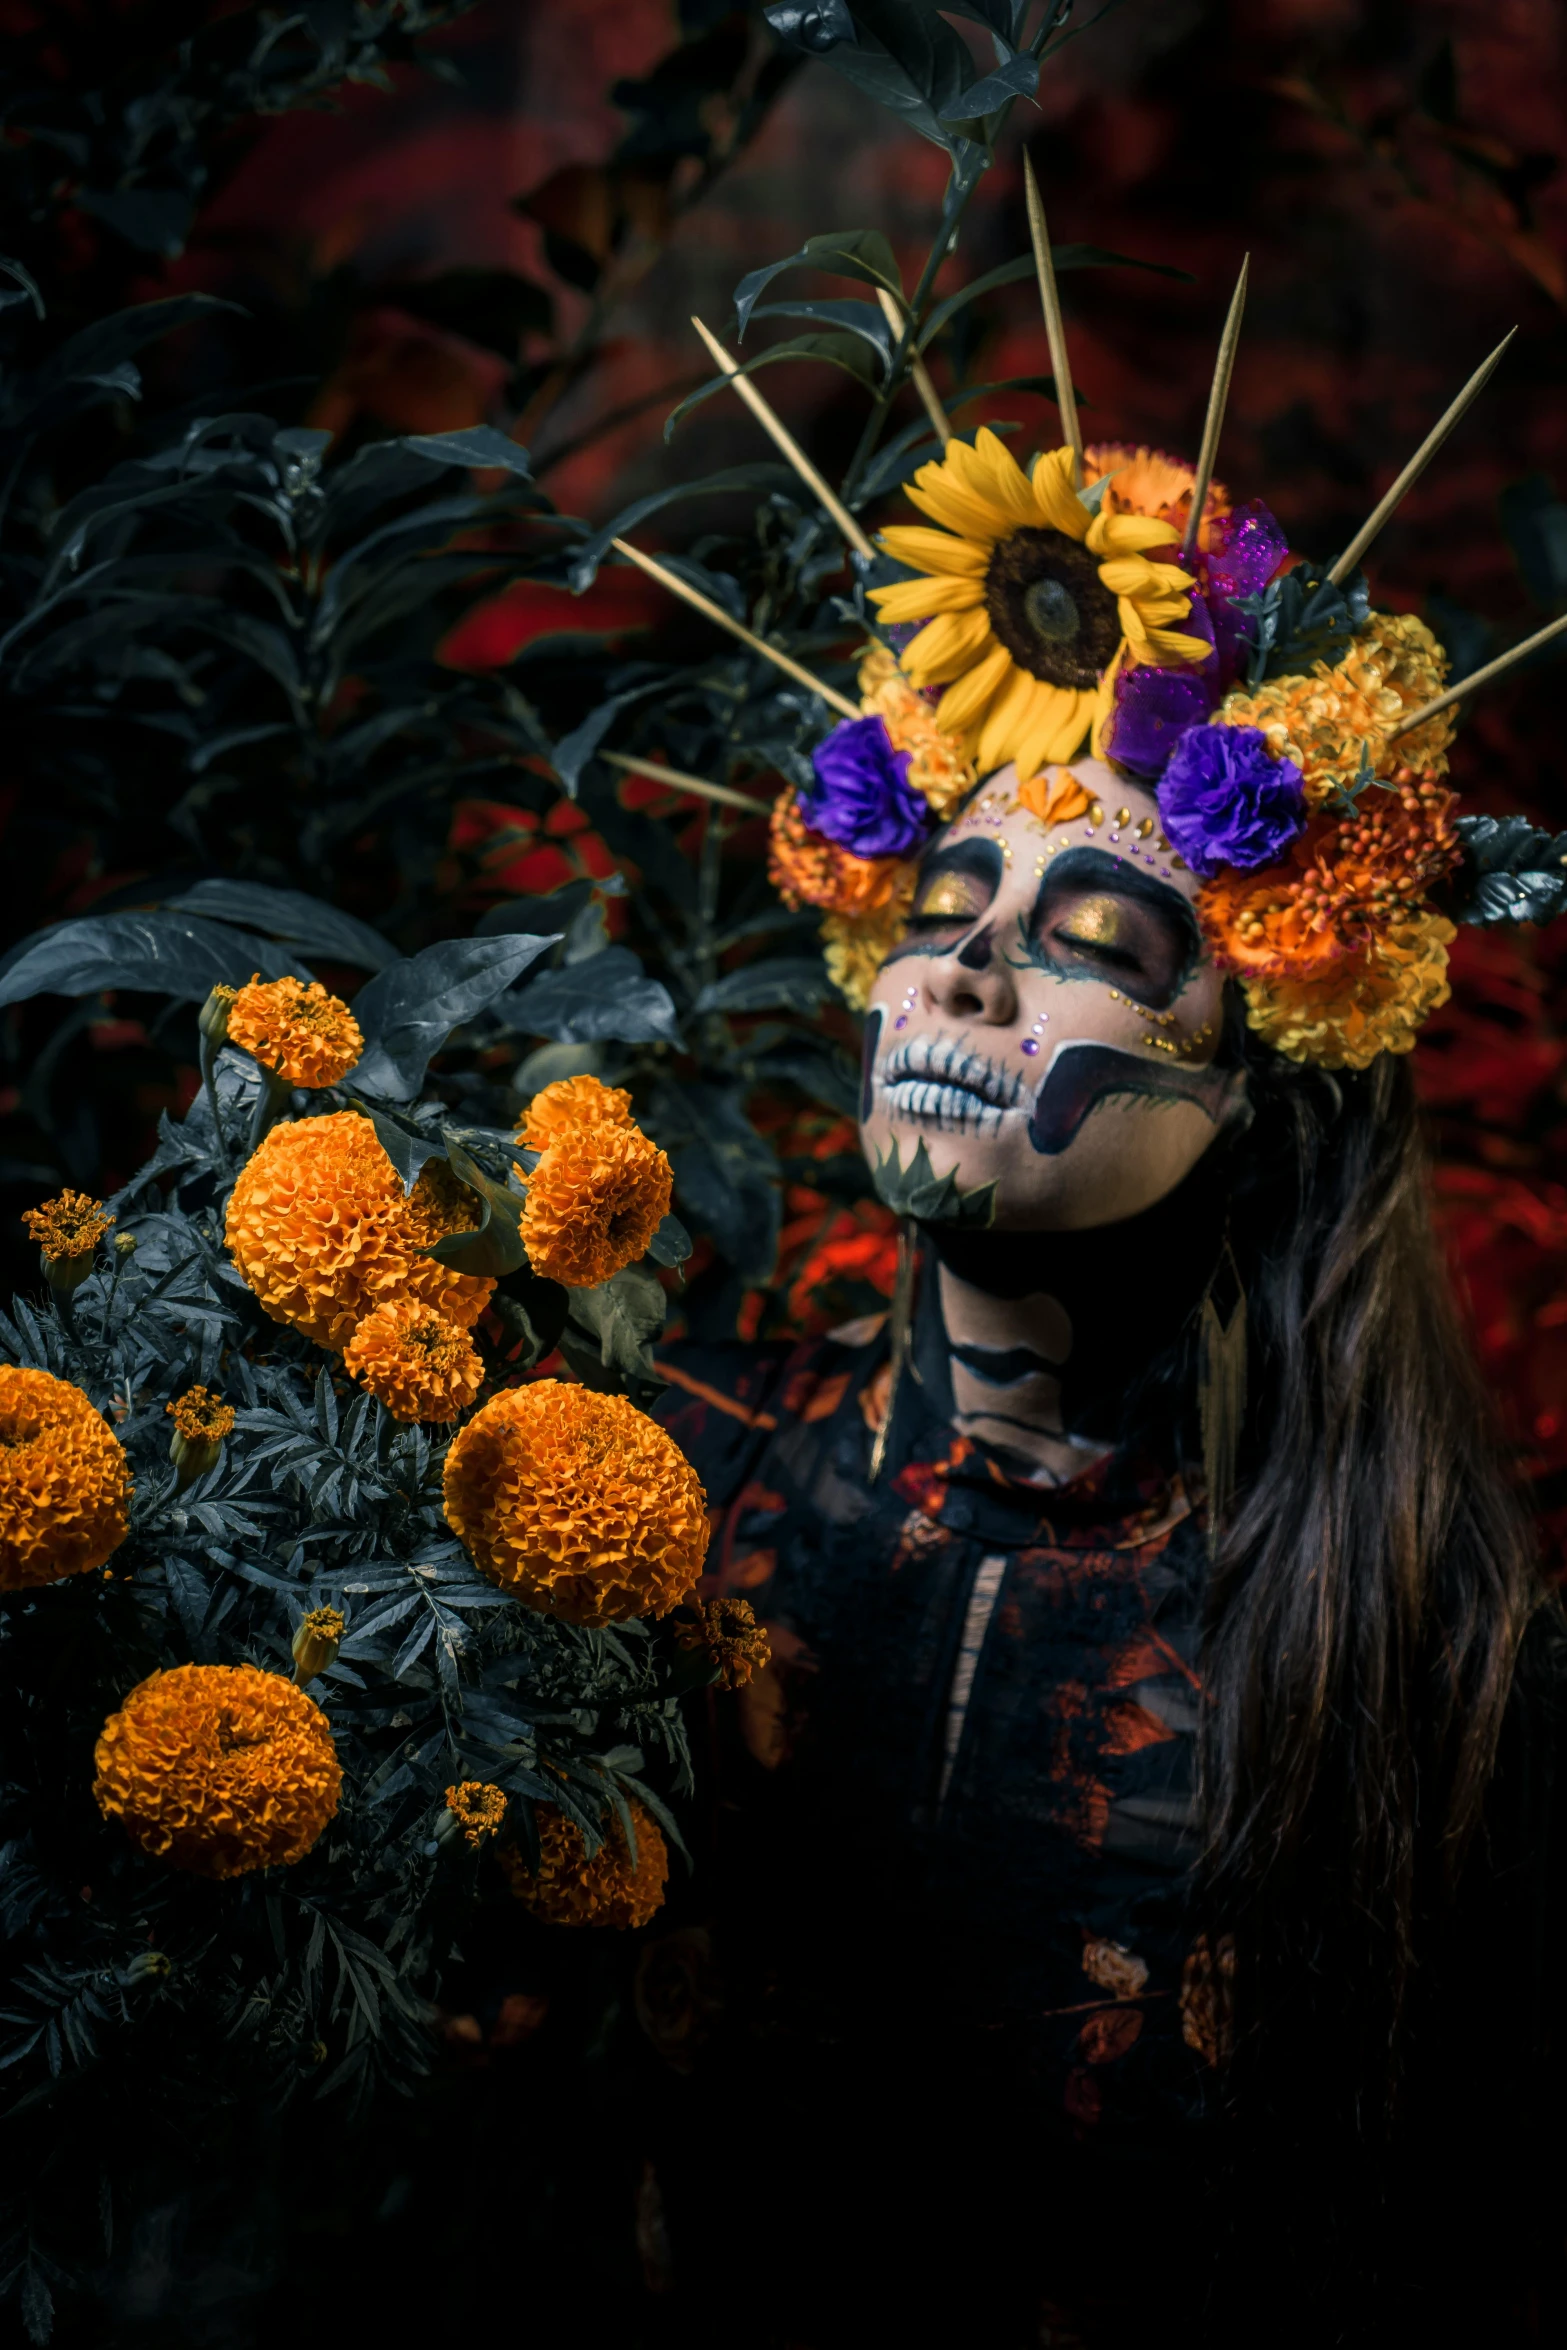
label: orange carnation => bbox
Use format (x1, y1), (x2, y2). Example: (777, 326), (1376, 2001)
(94, 1662), (341, 1879)
(1240, 911), (1455, 1071)
(767, 788), (910, 920)
(517, 1073), (636, 1154)
(521, 1123), (672, 1288)
(442, 1380), (708, 1625)
(225, 1113), (493, 1350)
(497, 1798), (667, 1928)
(343, 1297), (484, 1422)
(0, 1365), (130, 1589)
(227, 975), (364, 1088)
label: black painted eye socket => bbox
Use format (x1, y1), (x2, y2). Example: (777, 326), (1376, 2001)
(1027, 848), (1199, 1009)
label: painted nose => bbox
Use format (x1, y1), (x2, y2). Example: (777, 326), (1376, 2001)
(922, 924), (1019, 1026)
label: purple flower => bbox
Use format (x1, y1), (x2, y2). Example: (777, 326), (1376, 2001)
(803, 715), (931, 859)
(1156, 724), (1306, 878)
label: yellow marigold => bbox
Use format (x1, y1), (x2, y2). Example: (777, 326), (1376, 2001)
(497, 1798), (667, 1928)
(227, 975), (364, 1088)
(1241, 911), (1455, 1070)
(677, 1595), (772, 1691)
(343, 1297), (484, 1422)
(1084, 441), (1231, 544)
(767, 786), (910, 920)
(93, 1662), (341, 1879)
(856, 642), (975, 818)
(446, 1780), (508, 1847)
(443, 1380), (708, 1626)
(822, 865), (918, 1012)
(225, 1113), (493, 1350)
(1216, 611), (1453, 808)
(292, 1605), (345, 1684)
(0, 1365), (131, 1589)
(517, 1073), (636, 1154)
(23, 1190), (114, 1262)
(166, 1388), (236, 1444)
(521, 1124), (672, 1289)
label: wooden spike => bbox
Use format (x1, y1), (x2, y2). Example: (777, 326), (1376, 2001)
(1180, 255), (1249, 564)
(598, 750), (774, 817)
(1390, 607), (1567, 739)
(691, 315), (875, 561)
(610, 537), (860, 720)
(1022, 150), (1082, 488)
(874, 287), (950, 447)
(1325, 330), (1517, 587)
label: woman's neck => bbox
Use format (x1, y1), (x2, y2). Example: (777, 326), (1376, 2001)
(923, 1155), (1229, 1483)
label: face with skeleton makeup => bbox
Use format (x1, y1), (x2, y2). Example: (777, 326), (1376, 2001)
(858, 758), (1247, 1230)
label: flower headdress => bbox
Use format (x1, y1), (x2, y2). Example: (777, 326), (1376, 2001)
(619, 227), (1567, 1069)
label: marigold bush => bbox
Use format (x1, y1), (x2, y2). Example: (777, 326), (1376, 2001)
(343, 1297), (484, 1422)
(520, 1123), (672, 1288)
(225, 1112), (493, 1349)
(497, 1797), (667, 1928)
(517, 1072), (636, 1153)
(442, 1380), (708, 1626)
(227, 975), (364, 1087)
(0, 1365), (131, 1589)
(93, 1662), (342, 1879)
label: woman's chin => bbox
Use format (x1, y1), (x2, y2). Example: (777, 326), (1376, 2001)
(862, 1105), (1223, 1232)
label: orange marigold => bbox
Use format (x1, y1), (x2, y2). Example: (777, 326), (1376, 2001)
(1199, 774), (1460, 984)
(1240, 911), (1455, 1071)
(1083, 441), (1231, 544)
(227, 975), (364, 1088)
(677, 1595), (772, 1691)
(0, 1365), (131, 1589)
(225, 1113), (493, 1350)
(521, 1124), (672, 1289)
(856, 642), (974, 819)
(23, 1190), (114, 1262)
(1215, 611), (1453, 807)
(497, 1798), (667, 1928)
(446, 1780), (508, 1846)
(343, 1296), (484, 1422)
(166, 1387), (235, 1444)
(442, 1380), (708, 1625)
(768, 787), (910, 920)
(93, 1662), (341, 1879)
(517, 1073), (636, 1154)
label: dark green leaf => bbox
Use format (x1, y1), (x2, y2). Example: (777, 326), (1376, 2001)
(163, 883), (395, 971)
(734, 228), (903, 337)
(870, 1136), (996, 1226)
(0, 910), (298, 1008)
(352, 935), (558, 1098)
(664, 331), (881, 439)
(502, 946), (682, 1045)
(694, 958), (835, 1014)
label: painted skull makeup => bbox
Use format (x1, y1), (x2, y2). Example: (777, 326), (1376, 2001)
(857, 758), (1247, 1231)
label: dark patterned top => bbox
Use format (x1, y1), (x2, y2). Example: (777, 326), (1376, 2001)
(654, 1316), (1220, 2162)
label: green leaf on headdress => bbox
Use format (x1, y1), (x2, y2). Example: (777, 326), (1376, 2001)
(1446, 813), (1567, 927)
(1236, 561), (1371, 685)
(870, 1136), (996, 1227)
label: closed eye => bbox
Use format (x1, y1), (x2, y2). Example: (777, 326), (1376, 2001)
(1023, 853), (1200, 1009)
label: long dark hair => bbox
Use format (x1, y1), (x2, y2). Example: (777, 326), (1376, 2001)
(1203, 1033), (1543, 2136)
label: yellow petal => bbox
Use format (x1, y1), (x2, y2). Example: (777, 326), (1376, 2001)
(876, 525), (991, 578)
(1086, 510), (1178, 557)
(975, 661), (1041, 772)
(1040, 689), (1095, 765)
(1089, 642), (1128, 761)
(931, 640), (1014, 735)
(903, 606), (996, 688)
(1096, 555), (1174, 598)
(965, 428), (1041, 529)
(1029, 447), (1090, 540)
(869, 574), (985, 621)
(1123, 618), (1212, 665)
(1014, 682), (1081, 782)
(905, 456), (1011, 543)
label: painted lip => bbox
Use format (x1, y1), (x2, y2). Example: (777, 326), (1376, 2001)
(877, 1035), (1025, 1132)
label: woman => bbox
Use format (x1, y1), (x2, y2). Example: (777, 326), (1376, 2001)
(639, 443), (1567, 2346)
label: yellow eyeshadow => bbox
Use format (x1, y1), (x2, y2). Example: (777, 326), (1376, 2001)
(1057, 894), (1132, 947)
(916, 873), (990, 920)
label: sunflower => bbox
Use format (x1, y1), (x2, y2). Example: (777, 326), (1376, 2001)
(869, 433), (1209, 777)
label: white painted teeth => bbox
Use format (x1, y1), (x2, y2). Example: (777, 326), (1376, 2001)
(881, 1079), (1006, 1134)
